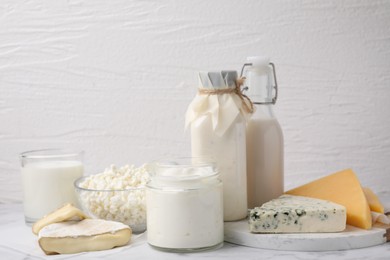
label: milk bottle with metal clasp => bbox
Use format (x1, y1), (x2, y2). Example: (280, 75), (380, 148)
(185, 71), (252, 221)
(241, 56), (284, 209)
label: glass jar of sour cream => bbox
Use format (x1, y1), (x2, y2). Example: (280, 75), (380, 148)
(146, 158), (223, 252)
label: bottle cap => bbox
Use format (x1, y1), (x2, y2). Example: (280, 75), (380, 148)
(246, 56), (270, 69)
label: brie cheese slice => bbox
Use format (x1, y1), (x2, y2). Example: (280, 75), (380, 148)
(38, 219), (132, 255)
(32, 203), (89, 235)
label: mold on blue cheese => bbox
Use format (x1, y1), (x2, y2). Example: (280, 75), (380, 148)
(249, 195), (346, 233)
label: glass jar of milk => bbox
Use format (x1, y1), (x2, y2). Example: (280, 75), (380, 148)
(185, 71), (253, 221)
(20, 149), (84, 224)
(241, 56), (284, 209)
(146, 157), (223, 252)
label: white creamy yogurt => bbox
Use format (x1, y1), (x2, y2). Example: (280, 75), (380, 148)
(146, 159), (223, 251)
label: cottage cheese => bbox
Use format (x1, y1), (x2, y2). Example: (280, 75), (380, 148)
(77, 165), (149, 231)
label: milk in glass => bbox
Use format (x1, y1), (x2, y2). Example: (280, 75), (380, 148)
(20, 150), (84, 224)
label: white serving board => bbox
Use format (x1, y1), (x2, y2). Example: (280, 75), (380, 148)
(224, 220), (389, 251)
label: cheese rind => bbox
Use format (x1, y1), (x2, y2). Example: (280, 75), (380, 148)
(249, 195), (346, 233)
(286, 169), (372, 229)
(38, 219), (131, 255)
(39, 229), (131, 255)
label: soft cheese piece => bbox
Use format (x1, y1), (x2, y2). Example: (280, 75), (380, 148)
(363, 187), (384, 214)
(286, 169), (372, 229)
(32, 203), (89, 235)
(38, 219), (131, 255)
(249, 195), (346, 233)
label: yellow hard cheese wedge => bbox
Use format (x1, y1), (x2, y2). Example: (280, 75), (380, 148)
(32, 203), (89, 235)
(286, 169), (372, 229)
(363, 187), (384, 214)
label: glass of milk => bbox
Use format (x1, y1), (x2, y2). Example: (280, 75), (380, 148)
(20, 149), (84, 225)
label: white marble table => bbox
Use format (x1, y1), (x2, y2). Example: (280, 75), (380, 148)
(1, 202), (389, 260)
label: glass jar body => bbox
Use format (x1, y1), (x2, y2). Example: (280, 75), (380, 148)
(146, 158), (224, 252)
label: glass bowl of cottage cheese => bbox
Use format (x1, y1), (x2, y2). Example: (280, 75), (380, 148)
(74, 164), (149, 233)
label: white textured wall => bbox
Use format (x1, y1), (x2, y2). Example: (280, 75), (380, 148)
(1, 0), (389, 203)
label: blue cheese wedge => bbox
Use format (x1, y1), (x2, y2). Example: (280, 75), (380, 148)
(249, 195), (346, 233)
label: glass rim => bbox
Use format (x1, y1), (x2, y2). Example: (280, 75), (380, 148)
(20, 149), (84, 160)
(150, 156), (219, 181)
(146, 178), (222, 190)
(74, 176), (145, 192)
(152, 156), (216, 168)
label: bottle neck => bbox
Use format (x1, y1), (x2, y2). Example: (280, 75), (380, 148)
(253, 103), (276, 119)
(245, 68), (273, 104)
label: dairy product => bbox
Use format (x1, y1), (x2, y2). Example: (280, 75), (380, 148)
(191, 115), (247, 221)
(186, 70), (251, 222)
(146, 187), (223, 250)
(243, 56), (284, 209)
(363, 187), (384, 214)
(38, 219), (131, 255)
(76, 164), (148, 232)
(286, 169), (372, 229)
(79, 164), (149, 190)
(146, 159), (224, 251)
(21, 160), (83, 222)
(32, 203), (89, 235)
(247, 116), (283, 208)
(249, 195), (346, 233)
